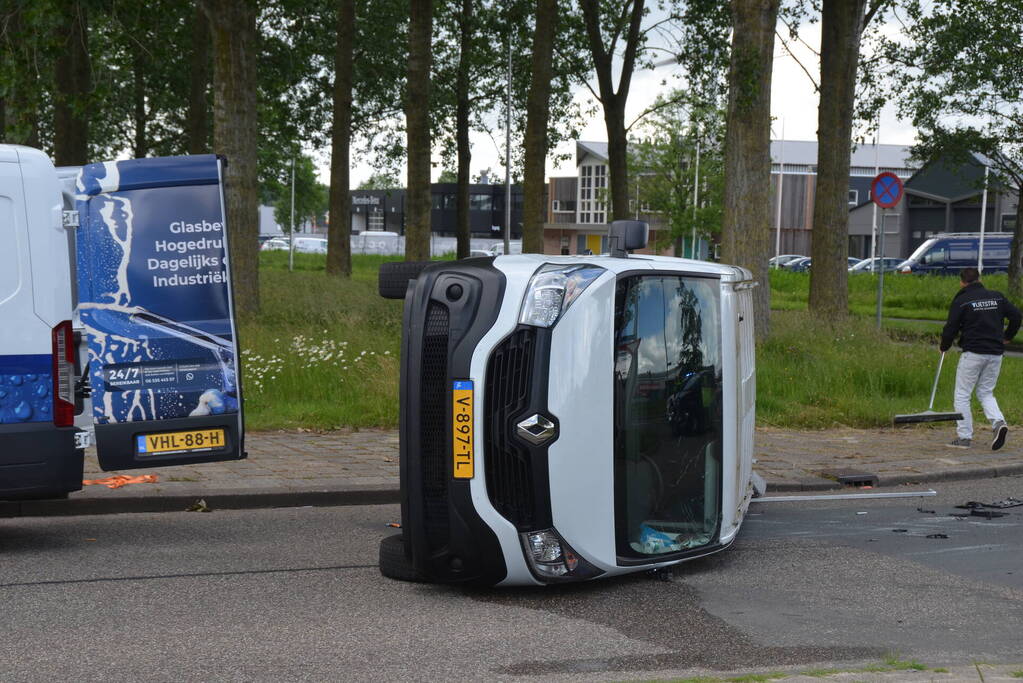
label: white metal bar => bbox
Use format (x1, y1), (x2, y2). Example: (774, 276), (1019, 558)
(751, 489), (937, 503)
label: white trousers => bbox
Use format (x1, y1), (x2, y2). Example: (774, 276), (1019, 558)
(953, 351), (1005, 440)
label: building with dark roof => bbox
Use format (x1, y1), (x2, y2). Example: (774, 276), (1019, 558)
(349, 183), (524, 239)
(848, 151), (1019, 259)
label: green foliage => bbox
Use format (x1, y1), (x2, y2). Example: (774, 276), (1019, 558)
(629, 91), (725, 249)
(887, 0), (1023, 189)
(262, 154), (329, 233)
(357, 171), (402, 190)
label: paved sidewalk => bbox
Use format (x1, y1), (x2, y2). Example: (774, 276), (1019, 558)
(3, 425), (1023, 517)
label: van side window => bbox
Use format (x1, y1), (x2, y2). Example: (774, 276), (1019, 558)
(948, 243), (977, 261)
(923, 247), (946, 264)
(984, 245), (1010, 260)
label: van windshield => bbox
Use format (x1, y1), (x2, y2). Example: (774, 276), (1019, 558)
(613, 275), (722, 560)
(906, 238), (938, 264)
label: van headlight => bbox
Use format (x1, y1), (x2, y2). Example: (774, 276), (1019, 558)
(521, 529), (603, 582)
(518, 264), (605, 328)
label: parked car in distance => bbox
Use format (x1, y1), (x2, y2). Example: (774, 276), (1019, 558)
(293, 237), (328, 254)
(784, 257), (812, 272)
(847, 257), (863, 268)
(261, 238), (289, 251)
(469, 249), (495, 258)
(896, 233), (1013, 275)
(769, 254), (805, 268)
(260, 236), (328, 254)
(849, 257), (903, 273)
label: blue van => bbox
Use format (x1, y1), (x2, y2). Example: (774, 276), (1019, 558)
(897, 233), (1014, 275)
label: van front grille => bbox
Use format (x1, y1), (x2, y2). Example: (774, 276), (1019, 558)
(421, 302), (450, 548)
(484, 328), (536, 529)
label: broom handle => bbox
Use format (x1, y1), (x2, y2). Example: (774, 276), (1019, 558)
(928, 351), (946, 412)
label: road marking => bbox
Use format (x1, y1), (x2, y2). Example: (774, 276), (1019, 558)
(905, 543), (1010, 556)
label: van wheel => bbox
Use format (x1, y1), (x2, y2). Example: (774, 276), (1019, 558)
(378, 261), (433, 300)
(379, 533), (429, 582)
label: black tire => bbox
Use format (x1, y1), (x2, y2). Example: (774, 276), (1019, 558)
(378, 261), (433, 300)
(379, 533), (429, 582)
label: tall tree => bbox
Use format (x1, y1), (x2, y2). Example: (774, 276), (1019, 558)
(202, 0), (260, 314)
(720, 0), (779, 339)
(452, 0), (472, 259)
(808, 0), (888, 319)
(520, 0), (558, 254)
(580, 0), (645, 221)
(327, 0), (355, 277)
(405, 0), (433, 261)
(889, 0), (1023, 296)
(52, 0), (90, 165)
(187, 1), (210, 154)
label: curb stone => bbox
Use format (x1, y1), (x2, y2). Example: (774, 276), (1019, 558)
(5, 465), (1023, 518)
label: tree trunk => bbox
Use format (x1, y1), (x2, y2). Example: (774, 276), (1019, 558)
(721, 0), (779, 341)
(604, 102), (629, 220)
(521, 0), (557, 253)
(202, 0), (260, 315)
(404, 0), (433, 262)
(327, 0), (355, 278)
(454, 0), (472, 259)
(53, 0), (90, 166)
(187, 1), (211, 155)
(132, 51), (148, 158)
(581, 0), (644, 223)
(1009, 193), (1023, 299)
(808, 0), (867, 319)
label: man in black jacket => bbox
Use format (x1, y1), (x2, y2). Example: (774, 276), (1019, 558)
(940, 267), (1022, 449)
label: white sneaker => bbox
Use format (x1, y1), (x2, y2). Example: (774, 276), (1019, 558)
(992, 421), (1008, 451)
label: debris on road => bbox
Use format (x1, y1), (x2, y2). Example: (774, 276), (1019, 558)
(82, 474), (158, 489)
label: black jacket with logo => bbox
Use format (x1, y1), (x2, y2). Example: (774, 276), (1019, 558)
(940, 281), (1022, 355)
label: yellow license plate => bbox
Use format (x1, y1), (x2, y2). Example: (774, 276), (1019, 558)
(452, 380), (474, 479)
(136, 428), (227, 455)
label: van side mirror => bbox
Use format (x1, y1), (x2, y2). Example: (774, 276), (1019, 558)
(608, 220), (649, 258)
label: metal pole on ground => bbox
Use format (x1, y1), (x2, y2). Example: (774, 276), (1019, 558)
(289, 157), (295, 273)
(774, 120), (784, 265)
(978, 164), (990, 272)
(691, 136), (700, 259)
(870, 126), (879, 271)
(876, 211), (886, 329)
(504, 41), (511, 256)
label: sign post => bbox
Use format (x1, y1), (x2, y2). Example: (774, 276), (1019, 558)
(871, 172), (904, 329)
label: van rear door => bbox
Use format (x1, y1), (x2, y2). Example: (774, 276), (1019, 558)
(75, 155), (245, 470)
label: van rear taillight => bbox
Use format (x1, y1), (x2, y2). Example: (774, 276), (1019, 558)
(52, 321), (75, 427)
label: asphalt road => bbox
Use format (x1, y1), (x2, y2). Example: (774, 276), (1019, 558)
(1, 476), (1021, 682)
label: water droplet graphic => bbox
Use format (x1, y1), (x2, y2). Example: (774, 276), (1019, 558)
(13, 401), (33, 420)
(10, 375), (23, 386)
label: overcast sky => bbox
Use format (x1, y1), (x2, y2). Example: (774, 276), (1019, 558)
(328, 17), (918, 187)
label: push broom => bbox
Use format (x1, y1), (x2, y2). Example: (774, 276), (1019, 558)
(894, 351), (963, 424)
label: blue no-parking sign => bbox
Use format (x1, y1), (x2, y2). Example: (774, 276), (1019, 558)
(871, 172), (904, 209)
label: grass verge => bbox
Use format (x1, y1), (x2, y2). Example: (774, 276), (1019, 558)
(238, 253), (405, 430)
(238, 254), (1023, 431)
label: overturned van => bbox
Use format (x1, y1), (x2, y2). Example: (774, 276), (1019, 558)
(0, 145), (245, 502)
(378, 221), (758, 586)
